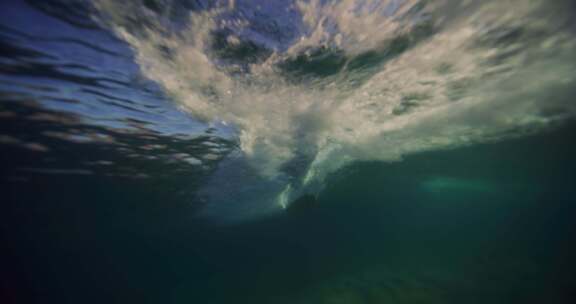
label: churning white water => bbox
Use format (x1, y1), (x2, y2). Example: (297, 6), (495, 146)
(94, 0), (576, 221)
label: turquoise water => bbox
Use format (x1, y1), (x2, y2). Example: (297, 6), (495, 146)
(1, 0), (576, 303)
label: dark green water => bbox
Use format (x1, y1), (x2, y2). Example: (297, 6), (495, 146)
(3, 122), (575, 303)
(2, 0), (576, 303)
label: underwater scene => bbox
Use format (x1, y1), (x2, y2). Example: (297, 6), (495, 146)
(1, 0), (576, 303)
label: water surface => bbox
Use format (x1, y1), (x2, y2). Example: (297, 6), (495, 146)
(1, 1), (576, 303)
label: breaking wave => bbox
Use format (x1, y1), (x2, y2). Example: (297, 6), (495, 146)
(93, 0), (576, 221)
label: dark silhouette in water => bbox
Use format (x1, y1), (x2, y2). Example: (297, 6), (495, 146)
(286, 194), (318, 213)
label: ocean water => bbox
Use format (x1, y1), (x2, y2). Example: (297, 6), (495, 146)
(1, 0), (576, 303)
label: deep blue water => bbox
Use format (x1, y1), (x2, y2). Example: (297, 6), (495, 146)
(1, 1), (576, 303)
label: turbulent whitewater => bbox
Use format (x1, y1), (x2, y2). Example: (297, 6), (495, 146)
(92, 0), (576, 221)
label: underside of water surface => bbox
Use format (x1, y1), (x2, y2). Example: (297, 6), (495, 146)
(1, 0), (576, 303)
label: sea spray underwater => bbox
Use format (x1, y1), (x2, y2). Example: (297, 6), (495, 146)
(1, 0), (576, 303)
(92, 0), (576, 221)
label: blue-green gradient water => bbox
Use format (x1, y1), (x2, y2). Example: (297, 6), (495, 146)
(1, 0), (576, 303)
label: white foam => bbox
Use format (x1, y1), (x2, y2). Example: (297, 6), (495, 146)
(94, 0), (576, 221)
